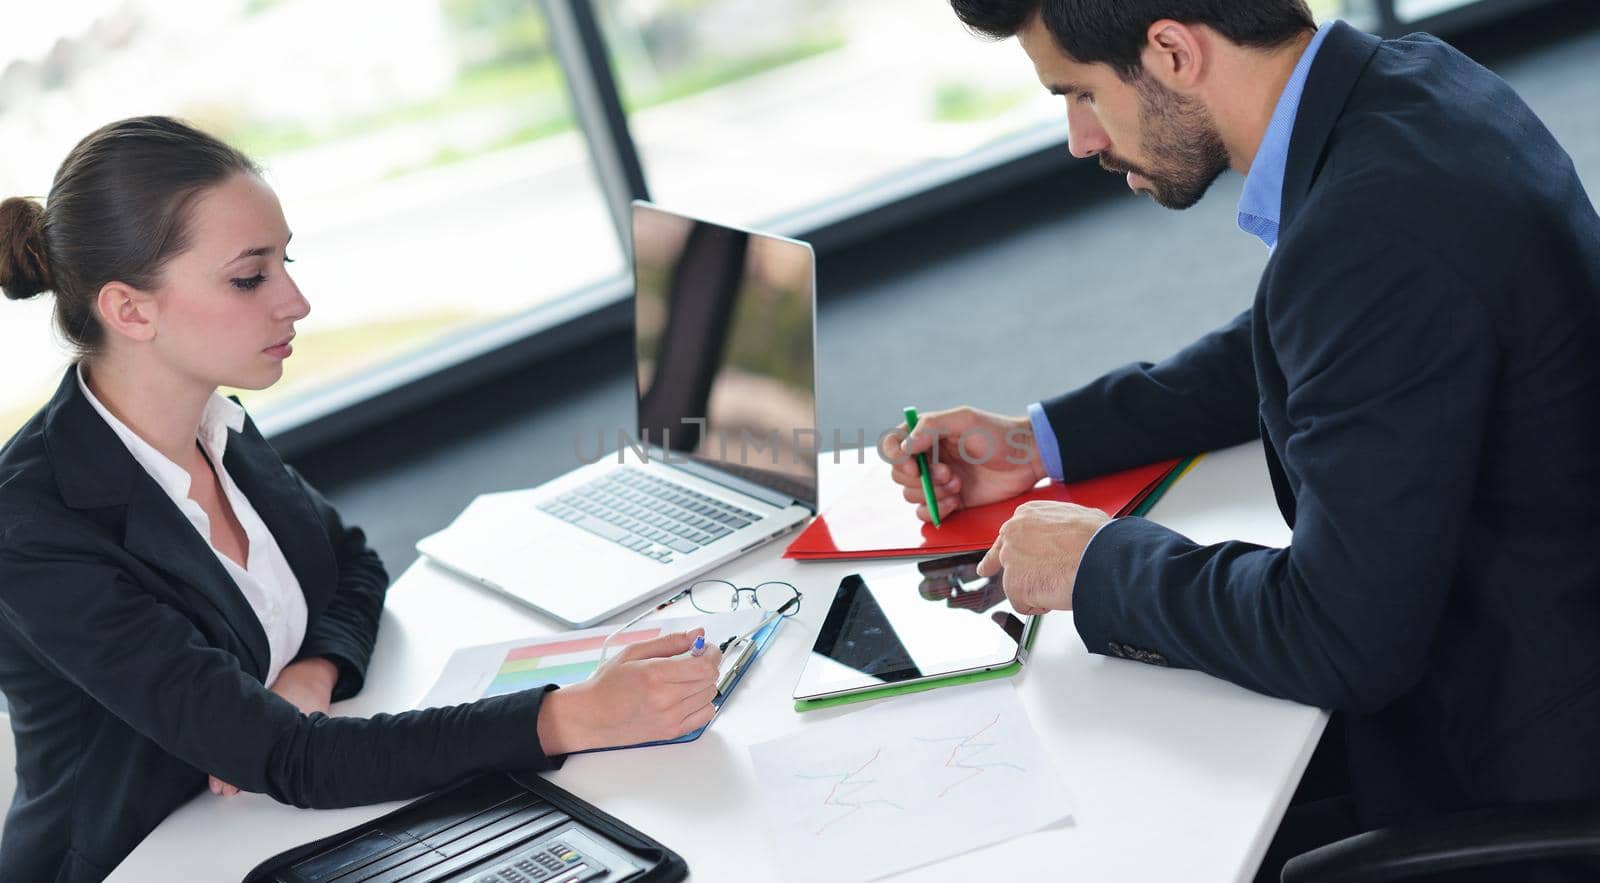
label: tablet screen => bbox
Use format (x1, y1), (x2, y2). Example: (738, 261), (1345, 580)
(792, 552), (1032, 700)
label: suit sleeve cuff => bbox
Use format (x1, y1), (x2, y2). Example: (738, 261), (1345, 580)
(1028, 401), (1066, 482)
(296, 645), (367, 702)
(1072, 516), (1134, 658)
(471, 684), (567, 773)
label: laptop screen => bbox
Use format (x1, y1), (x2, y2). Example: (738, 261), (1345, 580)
(633, 202), (818, 510)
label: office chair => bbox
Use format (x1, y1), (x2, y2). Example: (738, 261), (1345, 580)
(0, 711), (13, 830)
(1281, 801), (1600, 881)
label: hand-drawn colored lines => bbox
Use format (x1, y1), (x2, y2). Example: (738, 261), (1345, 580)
(916, 713), (1026, 797)
(797, 748), (905, 836)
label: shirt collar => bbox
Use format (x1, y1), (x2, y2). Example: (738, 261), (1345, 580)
(1237, 21), (1334, 249)
(198, 390), (247, 458)
(76, 363), (246, 500)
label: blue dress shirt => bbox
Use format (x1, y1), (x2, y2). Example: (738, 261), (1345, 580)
(1029, 23), (1333, 480)
(1236, 22), (1334, 248)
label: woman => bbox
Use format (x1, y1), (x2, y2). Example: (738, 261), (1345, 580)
(0, 116), (721, 882)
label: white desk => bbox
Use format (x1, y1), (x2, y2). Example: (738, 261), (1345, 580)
(110, 443), (1326, 882)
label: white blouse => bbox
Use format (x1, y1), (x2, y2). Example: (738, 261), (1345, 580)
(77, 366), (309, 687)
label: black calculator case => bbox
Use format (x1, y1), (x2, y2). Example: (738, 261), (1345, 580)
(241, 770), (687, 883)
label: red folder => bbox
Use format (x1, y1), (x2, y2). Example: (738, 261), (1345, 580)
(784, 458), (1185, 560)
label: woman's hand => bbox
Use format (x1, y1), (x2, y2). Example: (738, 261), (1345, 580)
(209, 657), (339, 797)
(536, 629), (723, 756)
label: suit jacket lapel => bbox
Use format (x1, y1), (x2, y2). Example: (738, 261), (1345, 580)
(121, 477), (272, 680)
(43, 368), (272, 680)
(222, 415), (338, 613)
(1266, 22), (1383, 532)
(1280, 21), (1382, 232)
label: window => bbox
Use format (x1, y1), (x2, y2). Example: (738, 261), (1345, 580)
(0, 0), (620, 438)
(1312, 1), (1384, 29)
(1391, 0), (1485, 21)
(595, 0), (1063, 228)
(0, 0), (1519, 445)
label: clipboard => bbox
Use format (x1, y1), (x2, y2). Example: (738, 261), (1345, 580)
(579, 614), (786, 752)
(417, 610), (783, 752)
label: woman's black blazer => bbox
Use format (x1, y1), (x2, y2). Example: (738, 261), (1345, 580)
(0, 369), (556, 882)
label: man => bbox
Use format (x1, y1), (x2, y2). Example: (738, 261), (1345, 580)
(884, 2), (1600, 879)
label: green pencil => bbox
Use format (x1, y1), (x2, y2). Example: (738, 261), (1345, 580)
(903, 406), (942, 527)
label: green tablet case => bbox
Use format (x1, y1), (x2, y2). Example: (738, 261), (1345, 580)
(792, 455), (1198, 712)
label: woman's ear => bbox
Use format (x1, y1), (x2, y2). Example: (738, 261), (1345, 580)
(96, 281), (158, 343)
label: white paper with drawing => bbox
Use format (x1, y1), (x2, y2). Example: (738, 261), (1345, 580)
(747, 683), (1072, 882)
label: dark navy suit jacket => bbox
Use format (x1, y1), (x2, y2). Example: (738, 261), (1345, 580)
(0, 370), (556, 882)
(1039, 22), (1600, 832)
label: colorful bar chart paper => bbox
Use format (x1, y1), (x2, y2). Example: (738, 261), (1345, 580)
(417, 610), (763, 709)
(482, 627), (662, 697)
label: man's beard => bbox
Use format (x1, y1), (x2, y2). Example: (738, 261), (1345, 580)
(1100, 73), (1230, 210)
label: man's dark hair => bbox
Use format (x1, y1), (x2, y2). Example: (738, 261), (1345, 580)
(950, 0), (1317, 79)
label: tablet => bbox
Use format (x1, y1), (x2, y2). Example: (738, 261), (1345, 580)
(792, 551), (1039, 709)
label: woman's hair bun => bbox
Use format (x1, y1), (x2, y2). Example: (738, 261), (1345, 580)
(0, 196), (54, 300)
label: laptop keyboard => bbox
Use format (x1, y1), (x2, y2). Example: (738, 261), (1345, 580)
(537, 469), (763, 565)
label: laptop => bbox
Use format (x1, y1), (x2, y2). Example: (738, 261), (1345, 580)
(416, 201), (818, 627)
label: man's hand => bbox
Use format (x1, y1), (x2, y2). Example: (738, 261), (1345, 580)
(535, 629), (722, 756)
(879, 406), (1046, 523)
(976, 502), (1111, 615)
(210, 657), (339, 797)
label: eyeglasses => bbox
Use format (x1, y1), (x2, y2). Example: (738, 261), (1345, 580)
(600, 579), (802, 661)
(683, 579), (801, 617)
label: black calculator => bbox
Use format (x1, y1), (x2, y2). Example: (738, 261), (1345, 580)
(462, 826), (641, 883)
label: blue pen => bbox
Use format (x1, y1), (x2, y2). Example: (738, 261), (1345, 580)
(690, 634), (707, 657)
